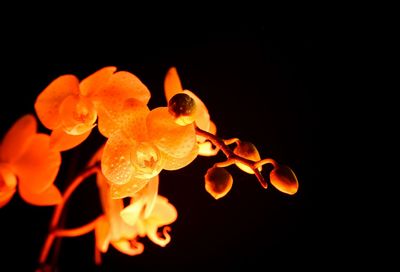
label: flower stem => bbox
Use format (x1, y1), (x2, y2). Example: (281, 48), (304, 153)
(53, 217), (100, 237)
(195, 127), (278, 188)
(38, 164), (99, 265)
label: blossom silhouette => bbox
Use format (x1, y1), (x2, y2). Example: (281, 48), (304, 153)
(0, 114), (61, 207)
(35, 67), (151, 151)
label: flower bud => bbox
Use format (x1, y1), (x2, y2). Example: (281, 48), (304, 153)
(233, 141), (261, 174)
(204, 167), (233, 199)
(270, 165), (299, 195)
(168, 93), (197, 126)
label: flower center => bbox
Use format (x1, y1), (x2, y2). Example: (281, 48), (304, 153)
(60, 95), (97, 135)
(130, 142), (163, 179)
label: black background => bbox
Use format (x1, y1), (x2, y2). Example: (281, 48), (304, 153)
(0, 19), (323, 271)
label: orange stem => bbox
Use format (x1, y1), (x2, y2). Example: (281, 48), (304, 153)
(53, 217), (100, 238)
(38, 164), (99, 265)
(195, 127), (277, 188)
(94, 244), (102, 265)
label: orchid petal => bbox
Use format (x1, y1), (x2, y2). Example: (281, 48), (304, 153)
(0, 164), (17, 208)
(13, 134), (61, 193)
(80, 66), (116, 96)
(149, 196), (178, 226)
(94, 70), (150, 111)
(95, 216), (110, 253)
(101, 132), (134, 185)
(146, 225), (171, 247)
(162, 145), (198, 171)
(50, 127), (92, 152)
(110, 176), (149, 199)
(111, 239), (144, 256)
(0, 187), (15, 208)
(118, 99), (149, 141)
(183, 90), (210, 142)
(143, 175), (159, 218)
(95, 106), (117, 138)
(35, 75), (79, 129)
(88, 68), (150, 137)
(198, 141), (218, 156)
(18, 184), (61, 206)
(96, 98), (149, 139)
(147, 107), (196, 158)
(164, 67), (183, 102)
(0, 114), (37, 163)
(209, 120), (217, 135)
(120, 200), (144, 226)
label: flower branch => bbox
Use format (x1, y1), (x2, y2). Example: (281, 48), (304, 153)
(53, 217), (101, 238)
(39, 164), (100, 266)
(195, 126), (277, 189)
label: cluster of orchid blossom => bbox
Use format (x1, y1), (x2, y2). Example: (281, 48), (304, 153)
(0, 66), (298, 269)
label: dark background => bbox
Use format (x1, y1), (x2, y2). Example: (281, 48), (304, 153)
(0, 20), (323, 271)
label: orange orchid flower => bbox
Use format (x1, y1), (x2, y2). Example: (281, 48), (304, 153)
(0, 114), (61, 207)
(35, 67), (151, 151)
(95, 168), (176, 257)
(95, 171), (144, 257)
(120, 194), (177, 247)
(101, 98), (199, 194)
(164, 67), (217, 156)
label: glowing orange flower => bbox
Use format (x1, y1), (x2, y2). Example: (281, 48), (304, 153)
(119, 181), (177, 247)
(95, 168), (175, 256)
(164, 67), (217, 156)
(101, 98), (199, 193)
(35, 67), (151, 151)
(121, 195), (177, 247)
(0, 114), (61, 207)
(94, 171), (146, 256)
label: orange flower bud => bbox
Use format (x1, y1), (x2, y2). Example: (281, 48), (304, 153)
(269, 165), (299, 195)
(204, 167), (233, 200)
(168, 93), (197, 126)
(233, 141), (261, 174)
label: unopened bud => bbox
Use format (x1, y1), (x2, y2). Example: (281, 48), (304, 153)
(204, 167), (233, 200)
(168, 93), (197, 126)
(233, 141), (261, 174)
(270, 165), (299, 195)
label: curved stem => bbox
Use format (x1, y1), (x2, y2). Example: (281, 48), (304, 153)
(255, 158), (278, 169)
(223, 138), (240, 145)
(195, 127), (277, 189)
(53, 216), (100, 237)
(50, 165), (99, 229)
(214, 159), (235, 168)
(38, 164), (99, 265)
